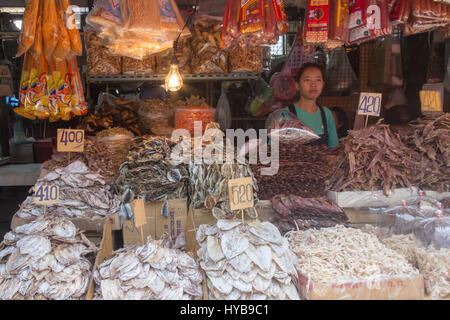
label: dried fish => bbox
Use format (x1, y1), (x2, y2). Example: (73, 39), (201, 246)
(197, 218), (300, 300)
(93, 238), (202, 300)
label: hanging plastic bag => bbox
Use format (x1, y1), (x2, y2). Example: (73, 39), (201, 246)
(266, 108), (320, 144)
(304, 0), (330, 44)
(86, 0), (123, 32)
(60, 0), (83, 58)
(216, 89), (232, 130)
(16, 0), (39, 57)
(324, 46), (358, 95)
(43, 0), (60, 60)
(53, 0), (72, 61)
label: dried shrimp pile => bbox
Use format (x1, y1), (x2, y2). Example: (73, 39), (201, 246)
(43, 138), (118, 184)
(272, 195), (349, 234)
(0, 214), (98, 300)
(93, 238), (203, 300)
(197, 219), (300, 300)
(17, 161), (120, 220)
(285, 225), (419, 284)
(118, 136), (189, 202)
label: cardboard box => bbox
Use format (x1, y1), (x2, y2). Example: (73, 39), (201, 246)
(122, 199), (187, 247)
(297, 273), (424, 300)
(86, 210), (208, 300)
(11, 212), (120, 233)
(328, 188), (419, 208)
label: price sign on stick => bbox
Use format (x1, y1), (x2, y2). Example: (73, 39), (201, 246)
(57, 129), (84, 152)
(357, 92), (382, 117)
(228, 177), (254, 211)
(420, 91), (442, 113)
(34, 185), (59, 205)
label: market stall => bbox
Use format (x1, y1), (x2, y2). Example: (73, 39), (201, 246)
(0, 0), (449, 301)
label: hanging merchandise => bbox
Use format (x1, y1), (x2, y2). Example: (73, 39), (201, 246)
(222, 0), (288, 49)
(324, 46), (358, 95)
(348, 0), (392, 45)
(216, 89), (232, 130)
(304, 0), (330, 44)
(389, 0), (411, 25)
(328, 0), (350, 47)
(86, 0), (190, 59)
(16, 0), (39, 57)
(282, 26), (316, 78)
(404, 0), (449, 36)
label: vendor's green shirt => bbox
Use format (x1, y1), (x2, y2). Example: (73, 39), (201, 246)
(289, 104), (339, 149)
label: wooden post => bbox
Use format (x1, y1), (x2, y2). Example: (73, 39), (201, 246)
(364, 115), (369, 128)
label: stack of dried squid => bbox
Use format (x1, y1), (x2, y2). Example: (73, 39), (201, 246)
(197, 219), (300, 300)
(43, 138), (118, 185)
(327, 123), (422, 195)
(286, 225), (420, 289)
(403, 113), (450, 192)
(93, 238), (203, 300)
(117, 136), (189, 202)
(272, 195), (349, 234)
(252, 144), (333, 200)
(17, 161), (120, 221)
(0, 214), (98, 300)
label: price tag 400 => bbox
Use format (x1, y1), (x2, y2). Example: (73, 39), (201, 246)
(228, 177), (254, 211)
(57, 129), (84, 152)
(34, 185), (59, 205)
(357, 92), (382, 117)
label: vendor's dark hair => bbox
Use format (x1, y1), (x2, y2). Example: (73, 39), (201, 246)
(295, 63), (325, 82)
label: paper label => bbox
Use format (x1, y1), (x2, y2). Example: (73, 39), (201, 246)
(357, 92), (382, 116)
(34, 185), (59, 205)
(228, 177), (254, 210)
(132, 198), (146, 228)
(420, 91), (442, 112)
(57, 129), (84, 152)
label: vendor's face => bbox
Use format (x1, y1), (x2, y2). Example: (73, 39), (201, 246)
(296, 67), (324, 100)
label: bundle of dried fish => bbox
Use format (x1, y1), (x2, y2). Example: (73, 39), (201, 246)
(17, 161), (120, 220)
(79, 93), (141, 136)
(252, 144), (333, 200)
(327, 122), (422, 195)
(43, 138), (118, 185)
(272, 195), (349, 234)
(118, 136), (189, 202)
(403, 113), (450, 192)
(286, 225), (419, 285)
(93, 238), (203, 300)
(96, 127), (134, 173)
(197, 219), (300, 300)
(0, 213), (97, 300)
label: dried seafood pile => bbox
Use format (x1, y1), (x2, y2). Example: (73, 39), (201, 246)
(286, 225), (419, 284)
(85, 31), (121, 75)
(403, 113), (450, 192)
(252, 144), (333, 200)
(79, 95), (141, 136)
(118, 136), (189, 202)
(43, 138), (118, 184)
(272, 195), (349, 234)
(122, 56), (156, 74)
(96, 128), (134, 174)
(228, 47), (263, 73)
(362, 226), (450, 300)
(17, 161), (120, 220)
(197, 219), (300, 300)
(138, 98), (174, 134)
(93, 238), (202, 300)
(190, 18), (227, 73)
(0, 214), (98, 300)
(327, 123), (421, 195)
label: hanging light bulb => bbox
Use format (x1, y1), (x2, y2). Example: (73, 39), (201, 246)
(165, 61), (183, 92)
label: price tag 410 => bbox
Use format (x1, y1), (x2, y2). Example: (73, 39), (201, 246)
(57, 129), (84, 152)
(228, 177), (254, 211)
(34, 185), (59, 205)
(357, 92), (382, 117)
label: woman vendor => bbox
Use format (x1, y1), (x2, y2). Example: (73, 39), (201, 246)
(289, 63), (339, 148)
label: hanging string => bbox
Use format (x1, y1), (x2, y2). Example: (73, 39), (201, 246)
(173, 0), (200, 54)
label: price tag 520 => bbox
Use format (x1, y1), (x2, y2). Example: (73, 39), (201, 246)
(57, 129), (84, 152)
(34, 185), (59, 205)
(228, 177), (254, 211)
(357, 92), (382, 117)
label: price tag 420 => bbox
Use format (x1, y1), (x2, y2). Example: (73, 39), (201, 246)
(228, 177), (254, 211)
(34, 185), (59, 205)
(57, 129), (84, 152)
(357, 92), (382, 117)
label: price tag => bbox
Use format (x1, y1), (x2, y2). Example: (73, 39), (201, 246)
(420, 91), (442, 112)
(57, 129), (84, 152)
(228, 177), (254, 211)
(34, 185), (59, 205)
(131, 198), (146, 228)
(357, 92), (382, 116)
